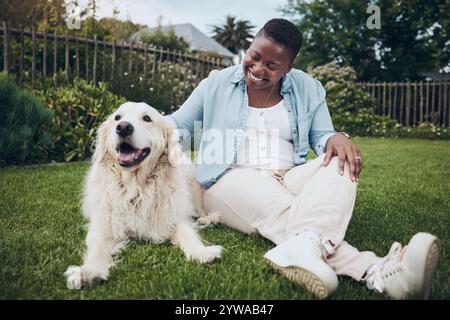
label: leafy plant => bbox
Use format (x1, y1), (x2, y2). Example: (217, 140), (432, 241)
(32, 75), (126, 162)
(308, 62), (397, 136)
(0, 72), (53, 166)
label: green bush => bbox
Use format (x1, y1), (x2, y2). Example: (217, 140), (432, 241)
(33, 77), (126, 162)
(308, 62), (397, 136)
(115, 61), (200, 115)
(0, 72), (53, 166)
(384, 122), (450, 140)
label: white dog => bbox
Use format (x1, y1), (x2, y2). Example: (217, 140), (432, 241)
(64, 102), (222, 290)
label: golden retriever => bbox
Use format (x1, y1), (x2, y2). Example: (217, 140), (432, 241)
(64, 102), (222, 289)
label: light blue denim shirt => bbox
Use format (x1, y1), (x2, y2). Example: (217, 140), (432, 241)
(166, 64), (336, 188)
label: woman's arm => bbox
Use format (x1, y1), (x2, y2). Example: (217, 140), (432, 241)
(308, 80), (362, 182)
(165, 77), (209, 135)
(308, 79), (337, 156)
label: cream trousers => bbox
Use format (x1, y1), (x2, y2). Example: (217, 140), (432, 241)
(204, 155), (381, 281)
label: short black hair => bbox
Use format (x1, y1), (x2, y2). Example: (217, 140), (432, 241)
(254, 18), (303, 61)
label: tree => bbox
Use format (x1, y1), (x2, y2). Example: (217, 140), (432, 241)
(98, 17), (146, 43)
(281, 0), (449, 81)
(211, 15), (255, 57)
(0, 0), (66, 27)
(139, 24), (190, 52)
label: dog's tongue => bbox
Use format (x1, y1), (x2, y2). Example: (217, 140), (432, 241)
(119, 149), (142, 164)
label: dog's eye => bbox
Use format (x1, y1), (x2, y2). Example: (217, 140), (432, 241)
(143, 115), (152, 122)
(115, 114), (121, 121)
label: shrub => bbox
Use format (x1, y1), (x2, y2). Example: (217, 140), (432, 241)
(308, 62), (397, 136)
(115, 61), (200, 115)
(384, 122), (450, 140)
(0, 72), (53, 166)
(33, 77), (126, 162)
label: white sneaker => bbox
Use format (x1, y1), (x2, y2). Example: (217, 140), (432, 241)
(364, 232), (440, 299)
(264, 231), (338, 299)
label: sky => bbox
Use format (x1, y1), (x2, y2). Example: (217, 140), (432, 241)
(75, 0), (290, 36)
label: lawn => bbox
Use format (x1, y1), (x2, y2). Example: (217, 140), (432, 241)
(0, 137), (449, 300)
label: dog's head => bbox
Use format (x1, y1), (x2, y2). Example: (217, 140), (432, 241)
(93, 102), (181, 170)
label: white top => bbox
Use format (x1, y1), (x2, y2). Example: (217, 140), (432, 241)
(231, 99), (295, 170)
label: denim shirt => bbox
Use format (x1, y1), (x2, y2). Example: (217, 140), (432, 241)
(166, 64), (336, 188)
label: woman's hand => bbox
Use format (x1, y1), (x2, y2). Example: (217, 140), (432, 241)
(323, 133), (362, 182)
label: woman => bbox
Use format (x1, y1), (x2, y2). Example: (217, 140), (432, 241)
(166, 18), (440, 299)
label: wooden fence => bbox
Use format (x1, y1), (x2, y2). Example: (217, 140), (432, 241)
(0, 21), (228, 92)
(360, 81), (450, 127)
(2, 22), (449, 127)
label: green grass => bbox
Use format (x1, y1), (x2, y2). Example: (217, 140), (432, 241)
(1, 137), (449, 300)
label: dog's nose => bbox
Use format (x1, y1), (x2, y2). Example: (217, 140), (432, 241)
(116, 121), (134, 138)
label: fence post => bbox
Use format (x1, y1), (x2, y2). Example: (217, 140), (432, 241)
(392, 82), (398, 122)
(19, 24), (24, 88)
(75, 32), (79, 77)
(158, 46), (163, 73)
(120, 40), (125, 78)
(406, 81), (411, 127)
(85, 35), (89, 81)
(93, 35), (97, 85)
(102, 40), (106, 82)
(413, 82), (417, 127)
(32, 24), (36, 88)
(143, 42), (147, 80)
(432, 80), (436, 124)
(445, 81), (448, 127)
(128, 41), (133, 77)
(426, 80), (430, 121)
(65, 30), (69, 82)
(444, 81), (450, 128)
(387, 82), (392, 116)
(419, 81), (424, 123)
(2, 21), (8, 73)
(43, 28), (47, 78)
(437, 81), (442, 127)
(53, 29), (57, 85)
(399, 82), (404, 125)
(111, 38), (116, 83)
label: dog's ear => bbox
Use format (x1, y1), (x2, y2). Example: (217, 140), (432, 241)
(164, 125), (183, 167)
(92, 116), (111, 165)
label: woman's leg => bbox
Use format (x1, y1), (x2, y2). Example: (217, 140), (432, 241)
(204, 166), (339, 298)
(282, 154), (356, 248)
(282, 154), (381, 280)
(204, 167), (295, 245)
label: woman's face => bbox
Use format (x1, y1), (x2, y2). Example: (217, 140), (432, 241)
(243, 36), (294, 91)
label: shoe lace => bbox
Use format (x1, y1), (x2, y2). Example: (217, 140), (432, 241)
(366, 242), (403, 293)
(309, 235), (328, 259)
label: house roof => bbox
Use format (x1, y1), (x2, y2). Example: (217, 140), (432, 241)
(419, 72), (450, 81)
(131, 23), (236, 60)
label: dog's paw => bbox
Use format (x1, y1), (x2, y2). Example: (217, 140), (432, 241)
(192, 245), (223, 264)
(64, 265), (108, 290)
(197, 212), (221, 227)
(64, 266), (85, 290)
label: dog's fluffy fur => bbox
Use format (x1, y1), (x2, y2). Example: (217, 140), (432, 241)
(64, 102), (222, 289)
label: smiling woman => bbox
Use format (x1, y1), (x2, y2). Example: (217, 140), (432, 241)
(165, 18), (442, 299)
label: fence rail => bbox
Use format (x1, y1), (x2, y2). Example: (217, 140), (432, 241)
(359, 81), (449, 127)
